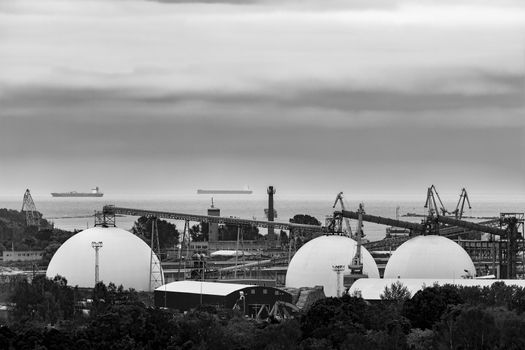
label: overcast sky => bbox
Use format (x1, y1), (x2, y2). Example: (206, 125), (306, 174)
(1, 0), (524, 200)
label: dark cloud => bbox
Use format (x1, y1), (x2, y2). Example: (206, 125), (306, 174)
(150, 0), (260, 4)
(0, 82), (523, 165)
(146, 0), (398, 8)
(2, 70), (522, 119)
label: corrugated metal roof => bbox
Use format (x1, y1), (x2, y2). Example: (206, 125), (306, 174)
(155, 280), (256, 296)
(349, 278), (525, 300)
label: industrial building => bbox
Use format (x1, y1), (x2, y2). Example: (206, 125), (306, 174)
(154, 280), (292, 317)
(46, 226), (163, 291)
(2, 250), (44, 262)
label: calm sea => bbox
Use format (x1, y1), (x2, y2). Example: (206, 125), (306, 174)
(1, 195), (524, 242)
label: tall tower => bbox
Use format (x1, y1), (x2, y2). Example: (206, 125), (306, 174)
(332, 264), (345, 297)
(21, 189), (40, 228)
(91, 241), (103, 285)
(149, 218), (164, 291)
(267, 186), (276, 239)
(207, 198), (220, 243)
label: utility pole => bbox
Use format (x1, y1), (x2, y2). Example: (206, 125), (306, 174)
(198, 253), (206, 305)
(91, 241), (103, 285)
(235, 226), (241, 279)
(178, 220), (189, 281)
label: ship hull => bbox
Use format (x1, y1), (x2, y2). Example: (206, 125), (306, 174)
(197, 190), (252, 195)
(51, 193), (103, 197)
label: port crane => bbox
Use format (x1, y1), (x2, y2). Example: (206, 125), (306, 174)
(348, 203), (365, 276)
(451, 188), (471, 220)
(424, 185), (448, 217)
(332, 192), (353, 237)
(339, 208), (522, 279)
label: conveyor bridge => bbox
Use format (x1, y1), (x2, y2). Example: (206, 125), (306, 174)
(102, 205), (322, 231)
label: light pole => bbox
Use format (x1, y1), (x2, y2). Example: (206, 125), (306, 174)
(199, 253), (206, 305)
(332, 264), (345, 297)
(91, 241), (103, 285)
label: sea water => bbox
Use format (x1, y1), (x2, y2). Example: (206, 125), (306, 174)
(1, 195), (524, 242)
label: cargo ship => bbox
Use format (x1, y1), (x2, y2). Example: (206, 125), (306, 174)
(197, 189), (252, 195)
(51, 187), (103, 197)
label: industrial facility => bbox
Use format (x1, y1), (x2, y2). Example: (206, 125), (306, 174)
(17, 184), (524, 316)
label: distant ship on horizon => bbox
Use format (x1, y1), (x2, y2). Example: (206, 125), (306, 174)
(197, 188), (253, 195)
(51, 187), (104, 197)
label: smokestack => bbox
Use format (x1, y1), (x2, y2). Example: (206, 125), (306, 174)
(207, 198), (220, 243)
(267, 186), (276, 239)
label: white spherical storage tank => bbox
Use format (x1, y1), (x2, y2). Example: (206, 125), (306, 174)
(383, 235), (476, 279)
(46, 226), (163, 291)
(286, 235), (380, 297)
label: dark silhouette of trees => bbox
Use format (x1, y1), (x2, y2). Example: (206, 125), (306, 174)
(189, 223), (207, 242)
(289, 214), (322, 248)
(434, 305), (499, 350)
(132, 216), (179, 250)
(219, 224), (261, 241)
(5, 279), (525, 349)
(381, 281), (411, 304)
(10, 275), (76, 324)
(403, 284), (463, 329)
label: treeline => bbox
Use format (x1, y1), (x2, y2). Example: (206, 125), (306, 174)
(0, 209), (75, 263)
(4, 275), (525, 349)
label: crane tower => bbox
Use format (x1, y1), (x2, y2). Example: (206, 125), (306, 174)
(21, 189), (40, 228)
(332, 192), (353, 237)
(149, 218), (164, 291)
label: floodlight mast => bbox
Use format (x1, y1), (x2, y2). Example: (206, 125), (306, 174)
(332, 264), (346, 297)
(91, 241), (103, 285)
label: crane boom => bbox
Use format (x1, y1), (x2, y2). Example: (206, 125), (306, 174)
(340, 210), (425, 232)
(332, 192), (353, 237)
(453, 188), (471, 219)
(424, 185), (448, 216)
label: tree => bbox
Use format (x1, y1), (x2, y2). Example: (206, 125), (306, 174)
(403, 284), (463, 329)
(289, 214), (322, 248)
(301, 296), (370, 349)
(381, 281), (411, 304)
(132, 216), (179, 250)
(406, 329), (434, 350)
(279, 230), (289, 245)
(218, 224), (261, 241)
(190, 224), (207, 242)
(434, 305), (498, 350)
(9, 275), (75, 324)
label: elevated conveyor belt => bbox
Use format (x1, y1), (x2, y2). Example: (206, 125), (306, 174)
(341, 210), (425, 232)
(103, 205), (322, 231)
